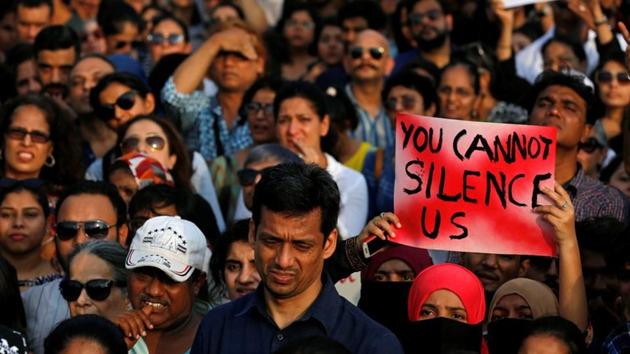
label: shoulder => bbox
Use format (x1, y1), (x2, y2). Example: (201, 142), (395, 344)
(198, 292), (255, 329)
(326, 155), (367, 188)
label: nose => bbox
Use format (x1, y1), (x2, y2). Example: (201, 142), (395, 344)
(76, 288), (91, 305)
(275, 243), (294, 269)
(145, 276), (165, 297)
(482, 254), (498, 268)
(287, 119), (300, 136)
(237, 263), (257, 285)
(28, 26), (39, 41)
(76, 227), (91, 244)
(20, 133), (33, 146)
(51, 68), (61, 83)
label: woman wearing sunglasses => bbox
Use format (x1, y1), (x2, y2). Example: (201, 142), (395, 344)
(61, 240), (129, 322)
(0, 95), (84, 188)
(593, 52), (630, 142)
(147, 15), (192, 65)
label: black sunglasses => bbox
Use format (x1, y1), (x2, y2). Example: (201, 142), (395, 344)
(386, 95), (418, 111)
(60, 278), (125, 302)
(120, 135), (167, 154)
(246, 102), (274, 116)
(147, 33), (185, 45)
(349, 46), (385, 60)
(95, 91), (137, 121)
(237, 168), (262, 186)
(114, 40), (143, 50)
(596, 71), (630, 84)
(578, 137), (604, 153)
(55, 220), (115, 241)
(5, 127), (50, 144)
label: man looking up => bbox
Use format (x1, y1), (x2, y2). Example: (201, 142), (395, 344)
(16, 0), (52, 44)
(33, 25), (79, 100)
(191, 163), (402, 353)
(344, 30), (394, 148)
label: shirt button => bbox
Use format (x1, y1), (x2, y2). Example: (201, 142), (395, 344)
(277, 334), (285, 341)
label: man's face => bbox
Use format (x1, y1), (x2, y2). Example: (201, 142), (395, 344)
(224, 240), (261, 300)
(55, 194), (120, 268)
(37, 47), (77, 99)
(128, 267), (202, 330)
(542, 41), (584, 73)
(529, 85), (590, 150)
(250, 207), (337, 299)
(408, 0), (451, 52)
(16, 4), (51, 44)
(460, 252), (527, 293)
(15, 59), (42, 96)
(341, 17), (368, 46)
(69, 57), (114, 114)
(210, 51), (263, 93)
(0, 11), (18, 52)
(344, 30), (393, 83)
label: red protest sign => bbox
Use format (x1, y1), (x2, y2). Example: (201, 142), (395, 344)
(394, 113), (557, 256)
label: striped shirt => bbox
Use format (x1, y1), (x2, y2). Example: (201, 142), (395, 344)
(345, 84), (394, 149)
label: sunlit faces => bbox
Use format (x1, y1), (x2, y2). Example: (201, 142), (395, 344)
(419, 289), (467, 323)
(37, 47), (77, 98)
(437, 64), (477, 120)
(386, 85), (433, 123)
(373, 259), (415, 282)
(80, 20), (107, 55)
(15, 59), (42, 96)
(55, 194), (120, 267)
(460, 253), (527, 293)
(250, 208), (337, 299)
(16, 3), (51, 43)
(224, 240), (261, 300)
(0, 190), (48, 256)
(529, 85), (589, 150)
(209, 29), (264, 93)
(105, 21), (140, 55)
(542, 41), (584, 73)
(318, 25), (344, 66)
(127, 267), (203, 329)
(148, 18), (191, 63)
(596, 61), (630, 109)
(247, 88), (277, 144)
(3, 105), (53, 180)
(491, 294), (534, 321)
(276, 97), (330, 155)
(283, 10), (316, 50)
(98, 82), (155, 129)
(122, 120), (176, 170)
(69, 57), (115, 114)
(68, 252), (128, 319)
(518, 334), (570, 354)
(345, 30), (393, 82)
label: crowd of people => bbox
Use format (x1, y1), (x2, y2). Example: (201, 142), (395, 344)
(0, 0), (630, 353)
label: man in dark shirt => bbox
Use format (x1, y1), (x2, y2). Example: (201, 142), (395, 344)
(191, 163), (403, 354)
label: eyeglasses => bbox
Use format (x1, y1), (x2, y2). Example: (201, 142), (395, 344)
(237, 168), (262, 186)
(349, 46), (385, 60)
(121, 136), (167, 154)
(246, 102), (274, 116)
(408, 9), (443, 26)
(386, 95), (418, 111)
(60, 278), (125, 302)
(5, 127), (51, 144)
(285, 19), (315, 30)
(596, 71), (630, 85)
(81, 29), (103, 43)
(114, 40), (143, 50)
(578, 137), (604, 153)
(55, 220), (115, 241)
(95, 91), (137, 120)
(147, 33), (185, 45)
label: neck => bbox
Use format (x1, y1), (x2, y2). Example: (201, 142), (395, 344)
(144, 312), (201, 352)
(264, 279), (323, 330)
(421, 42), (450, 68)
(555, 147), (578, 184)
(218, 91), (244, 128)
(605, 107), (624, 123)
(351, 81), (383, 115)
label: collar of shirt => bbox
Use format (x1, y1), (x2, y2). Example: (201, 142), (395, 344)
(234, 274), (341, 335)
(563, 164), (585, 200)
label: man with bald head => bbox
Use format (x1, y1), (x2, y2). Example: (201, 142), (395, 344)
(343, 29), (395, 149)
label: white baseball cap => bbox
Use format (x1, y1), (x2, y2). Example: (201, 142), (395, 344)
(125, 216), (211, 282)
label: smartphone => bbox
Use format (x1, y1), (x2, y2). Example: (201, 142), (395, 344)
(362, 235), (390, 258)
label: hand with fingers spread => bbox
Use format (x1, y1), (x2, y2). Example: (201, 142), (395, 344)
(533, 181), (576, 246)
(114, 305), (155, 349)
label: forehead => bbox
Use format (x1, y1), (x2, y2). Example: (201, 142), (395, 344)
(58, 194), (117, 222)
(412, 0), (443, 12)
(38, 48), (77, 65)
(389, 85), (423, 97)
(289, 10), (312, 20)
(153, 19), (185, 34)
(544, 41), (574, 57)
(17, 4), (51, 17)
(257, 207), (324, 240)
(602, 60), (625, 71)
(125, 120), (166, 137)
(11, 104), (48, 126)
(354, 30), (388, 49)
(72, 57), (114, 77)
(440, 65), (473, 87)
(495, 293), (529, 308)
(376, 258), (413, 272)
(70, 252), (113, 277)
(537, 85), (585, 105)
(227, 240), (253, 259)
(1, 189), (40, 207)
(279, 97), (317, 115)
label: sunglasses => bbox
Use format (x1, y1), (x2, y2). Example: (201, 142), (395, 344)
(246, 102), (274, 116)
(386, 95), (418, 111)
(578, 137), (604, 153)
(60, 278), (125, 302)
(237, 168), (262, 186)
(5, 127), (50, 144)
(114, 40), (143, 50)
(81, 29), (103, 42)
(596, 71), (630, 84)
(95, 91), (137, 120)
(120, 136), (167, 154)
(408, 9), (443, 26)
(349, 46), (385, 60)
(55, 220), (115, 241)
(147, 33), (185, 45)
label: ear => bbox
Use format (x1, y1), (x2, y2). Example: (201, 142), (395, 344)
(322, 228), (338, 260)
(445, 14), (453, 32)
(117, 224), (129, 248)
(581, 124), (593, 142)
(479, 71), (491, 93)
(192, 272), (207, 296)
(255, 57), (265, 77)
(320, 114), (331, 137)
(167, 153), (177, 170)
(248, 218), (256, 244)
(144, 93), (156, 114)
(384, 56), (395, 77)
(518, 257), (531, 277)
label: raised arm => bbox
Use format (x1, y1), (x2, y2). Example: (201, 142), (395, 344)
(491, 0), (514, 61)
(535, 182), (588, 332)
(233, 0), (269, 33)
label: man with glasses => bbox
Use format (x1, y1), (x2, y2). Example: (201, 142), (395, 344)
(343, 30), (394, 149)
(21, 181), (127, 354)
(394, 0), (452, 72)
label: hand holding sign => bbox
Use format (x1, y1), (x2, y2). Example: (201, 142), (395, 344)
(534, 182), (576, 247)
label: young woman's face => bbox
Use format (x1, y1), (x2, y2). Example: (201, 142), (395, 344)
(283, 10), (315, 51)
(98, 82), (155, 129)
(437, 65), (477, 120)
(247, 88), (277, 144)
(318, 25), (344, 66)
(3, 105), (53, 179)
(276, 97), (329, 155)
(121, 120), (176, 170)
(419, 289), (467, 323)
(0, 190), (47, 256)
(597, 60), (630, 109)
(491, 293), (533, 321)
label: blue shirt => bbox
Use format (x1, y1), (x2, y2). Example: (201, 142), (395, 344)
(190, 276), (403, 354)
(345, 84), (394, 149)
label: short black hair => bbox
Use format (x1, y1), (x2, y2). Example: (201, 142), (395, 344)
(90, 72), (151, 119)
(526, 70), (596, 125)
(252, 163), (340, 239)
(16, 0), (52, 11)
(338, 0), (386, 31)
(521, 317), (586, 354)
(55, 181), (127, 226)
(98, 1), (143, 37)
(383, 70), (438, 112)
(44, 315), (127, 354)
(33, 25), (80, 59)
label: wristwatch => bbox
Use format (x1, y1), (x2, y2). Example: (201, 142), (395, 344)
(594, 17), (608, 26)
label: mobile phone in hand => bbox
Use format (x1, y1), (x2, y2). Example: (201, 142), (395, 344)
(362, 235), (390, 258)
